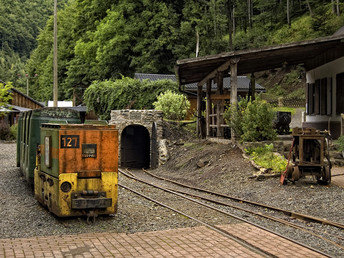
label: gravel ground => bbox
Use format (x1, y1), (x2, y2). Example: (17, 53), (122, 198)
(1, 139), (344, 256)
(0, 141), (227, 240)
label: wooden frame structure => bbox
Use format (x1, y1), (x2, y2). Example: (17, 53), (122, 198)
(175, 35), (344, 141)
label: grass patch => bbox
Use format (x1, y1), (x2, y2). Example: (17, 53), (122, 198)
(245, 144), (287, 173)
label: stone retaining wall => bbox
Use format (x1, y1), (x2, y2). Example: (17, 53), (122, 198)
(109, 110), (166, 167)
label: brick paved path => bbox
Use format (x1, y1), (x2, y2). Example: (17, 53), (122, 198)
(0, 223), (324, 257)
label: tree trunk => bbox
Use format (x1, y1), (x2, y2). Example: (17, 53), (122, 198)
(233, 6), (236, 36)
(212, 0), (217, 38)
(195, 28), (199, 58)
(247, 0), (252, 28)
(287, 0), (291, 26)
(331, 0), (336, 14)
(305, 0), (313, 17)
(227, 1), (233, 51)
(336, 0), (340, 16)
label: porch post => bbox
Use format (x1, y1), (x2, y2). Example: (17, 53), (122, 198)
(197, 84), (202, 137)
(217, 72), (224, 137)
(250, 73), (255, 101)
(206, 79), (212, 137)
(230, 58), (240, 142)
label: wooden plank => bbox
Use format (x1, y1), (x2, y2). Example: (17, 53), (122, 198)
(196, 85), (202, 137)
(206, 79), (211, 137)
(216, 103), (222, 137)
(210, 94), (230, 100)
(197, 60), (231, 87)
(217, 72), (224, 95)
(230, 58), (239, 142)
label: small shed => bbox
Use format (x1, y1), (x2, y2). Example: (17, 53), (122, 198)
(0, 84), (44, 126)
(175, 34), (344, 139)
(134, 73), (264, 119)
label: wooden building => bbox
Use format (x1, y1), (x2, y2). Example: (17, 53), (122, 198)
(175, 34), (344, 140)
(0, 86), (44, 126)
(134, 73), (264, 120)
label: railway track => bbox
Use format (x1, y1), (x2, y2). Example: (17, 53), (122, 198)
(118, 168), (343, 257)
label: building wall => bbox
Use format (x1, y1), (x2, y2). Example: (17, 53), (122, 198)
(304, 56), (344, 138)
(11, 91), (42, 110)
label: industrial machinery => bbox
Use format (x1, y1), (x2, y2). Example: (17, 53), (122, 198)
(282, 127), (331, 185)
(17, 108), (119, 219)
(34, 123), (118, 218)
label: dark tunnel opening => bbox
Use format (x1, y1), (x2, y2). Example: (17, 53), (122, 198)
(120, 125), (150, 169)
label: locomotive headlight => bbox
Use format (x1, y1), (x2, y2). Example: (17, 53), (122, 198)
(44, 136), (52, 168)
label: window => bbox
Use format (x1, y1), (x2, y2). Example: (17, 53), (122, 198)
(336, 73), (344, 115)
(45, 136), (52, 168)
(307, 78), (332, 115)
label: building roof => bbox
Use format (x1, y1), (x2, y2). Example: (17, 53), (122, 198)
(134, 73), (264, 92)
(134, 73), (177, 82)
(175, 34), (344, 85)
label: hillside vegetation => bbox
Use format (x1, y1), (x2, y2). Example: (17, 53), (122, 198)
(1, 0), (344, 102)
(0, 0), (68, 92)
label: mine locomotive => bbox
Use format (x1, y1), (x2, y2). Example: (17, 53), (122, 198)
(17, 108), (119, 219)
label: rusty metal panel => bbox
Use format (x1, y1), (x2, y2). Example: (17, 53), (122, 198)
(58, 125), (118, 177)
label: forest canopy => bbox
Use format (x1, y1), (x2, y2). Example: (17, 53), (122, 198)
(1, 0), (344, 102)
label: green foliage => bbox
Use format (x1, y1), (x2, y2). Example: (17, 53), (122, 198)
(83, 78), (178, 120)
(10, 123), (18, 140)
(224, 97), (276, 142)
(0, 82), (13, 111)
(223, 97), (249, 137)
(245, 144), (287, 173)
(241, 99), (277, 142)
(0, 121), (11, 140)
(337, 136), (344, 152)
(19, 0), (344, 103)
(153, 91), (190, 120)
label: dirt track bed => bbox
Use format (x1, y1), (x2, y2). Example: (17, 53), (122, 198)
(1, 139), (344, 255)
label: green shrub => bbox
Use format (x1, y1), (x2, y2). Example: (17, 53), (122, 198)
(153, 90), (190, 120)
(224, 97), (276, 142)
(337, 136), (344, 152)
(83, 77), (178, 120)
(223, 97), (249, 137)
(241, 99), (277, 142)
(10, 123), (18, 139)
(246, 144), (287, 173)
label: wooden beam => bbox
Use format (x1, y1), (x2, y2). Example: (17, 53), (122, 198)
(197, 60), (231, 87)
(217, 72), (224, 95)
(196, 84), (202, 137)
(230, 58), (240, 142)
(250, 73), (255, 101)
(206, 79), (212, 137)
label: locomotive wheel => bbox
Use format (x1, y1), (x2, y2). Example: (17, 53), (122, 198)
(291, 166), (300, 182)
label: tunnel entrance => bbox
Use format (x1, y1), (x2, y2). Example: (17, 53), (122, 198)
(121, 125), (150, 168)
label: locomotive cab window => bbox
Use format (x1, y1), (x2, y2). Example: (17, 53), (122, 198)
(44, 136), (52, 167)
(82, 144), (97, 158)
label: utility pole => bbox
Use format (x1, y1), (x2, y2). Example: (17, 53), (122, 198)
(53, 0), (58, 107)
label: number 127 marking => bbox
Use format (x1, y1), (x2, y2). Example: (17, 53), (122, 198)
(61, 135), (80, 148)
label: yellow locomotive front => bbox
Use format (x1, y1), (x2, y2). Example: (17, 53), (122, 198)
(34, 123), (118, 218)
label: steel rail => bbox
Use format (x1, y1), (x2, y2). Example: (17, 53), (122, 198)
(142, 169), (344, 230)
(167, 184), (344, 249)
(119, 169), (330, 257)
(119, 183), (276, 258)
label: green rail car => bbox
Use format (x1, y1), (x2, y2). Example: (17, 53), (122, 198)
(17, 108), (83, 184)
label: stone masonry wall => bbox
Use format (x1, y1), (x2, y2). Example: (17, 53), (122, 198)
(109, 109), (165, 167)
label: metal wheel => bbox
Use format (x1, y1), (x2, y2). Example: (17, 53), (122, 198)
(317, 166), (331, 185)
(291, 166), (300, 182)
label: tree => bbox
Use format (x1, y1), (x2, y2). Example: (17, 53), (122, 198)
(0, 82), (13, 111)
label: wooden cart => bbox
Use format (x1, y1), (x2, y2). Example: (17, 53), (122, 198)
(285, 127), (331, 184)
